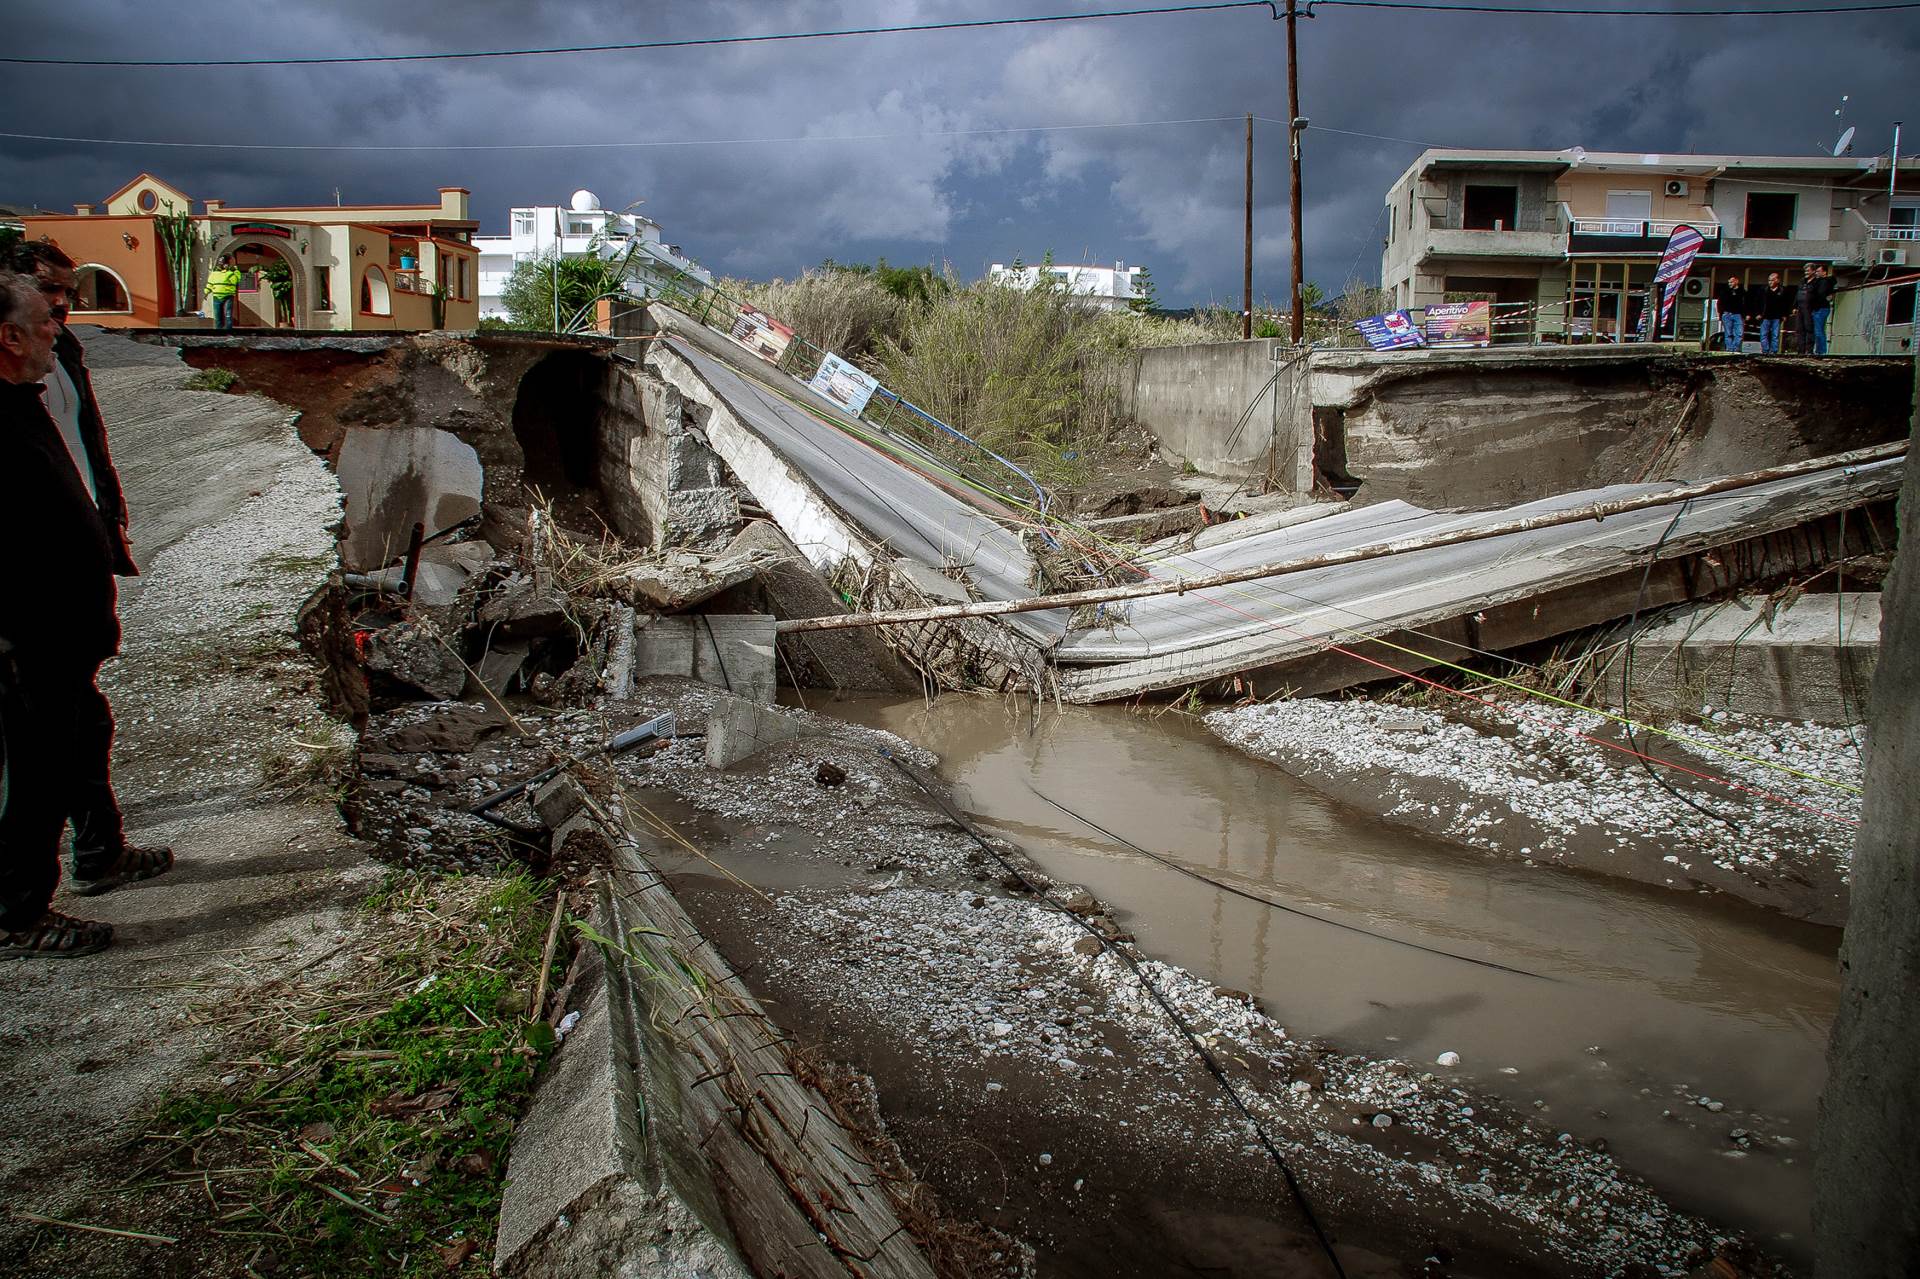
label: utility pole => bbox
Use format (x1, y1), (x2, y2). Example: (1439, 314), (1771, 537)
(1286, 0), (1305, 344)
(1243, 113), (1254, 340)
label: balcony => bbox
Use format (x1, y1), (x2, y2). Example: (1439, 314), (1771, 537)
(1567, 216), (1722, 256)
(1419, 225), (1566, 263)
(1867, 223), (1920, 242)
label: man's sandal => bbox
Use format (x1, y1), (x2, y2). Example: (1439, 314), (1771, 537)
(1, 910), (113, 960)
(69, 844), (175, 897)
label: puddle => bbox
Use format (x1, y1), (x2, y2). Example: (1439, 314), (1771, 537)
(807, 691), (1838, 1264)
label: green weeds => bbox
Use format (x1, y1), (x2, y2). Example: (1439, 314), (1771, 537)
(140, 875), (563, 1277)
(184, 367), (239, 392)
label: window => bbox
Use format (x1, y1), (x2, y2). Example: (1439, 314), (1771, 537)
(456, 256), (471, 300)
(512, 210), (535, 236)
(360, 265), (391, 316)
(1891, 205), (1919, 228)
(1462, 184), (1518, 231)
(1605, 189), (1653, 221)
(1889, 282), (1916, 327)
(1744, 192), (1797, 240)
(71, 265), (131, 313)
(565, 216), (593, 236)
(136, 189), (158, 212)
(312, 266), (332, 311)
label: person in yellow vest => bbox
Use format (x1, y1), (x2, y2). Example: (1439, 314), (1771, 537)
(206, 254), (241, 330)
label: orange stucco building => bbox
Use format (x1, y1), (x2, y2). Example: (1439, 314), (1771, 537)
(19, 173), (481, 332)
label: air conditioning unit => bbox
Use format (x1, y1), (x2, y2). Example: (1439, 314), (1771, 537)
(1664, 179), (1689, 199)
(1681, 276), (1711, 299)
(1879, 247), (1909, 266)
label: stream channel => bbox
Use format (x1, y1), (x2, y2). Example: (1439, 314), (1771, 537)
(808, 690), (1839, 1268)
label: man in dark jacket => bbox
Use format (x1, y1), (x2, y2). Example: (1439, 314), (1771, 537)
(9, 241), (173, 905)
(0, 273), (126, 957)
(1715, 273), (1747, 351)
(1795, 262), (1834, 355)
(1755, 271), (1794, 355)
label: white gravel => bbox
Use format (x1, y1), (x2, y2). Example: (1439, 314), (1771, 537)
(1206, 697), (1861, 889)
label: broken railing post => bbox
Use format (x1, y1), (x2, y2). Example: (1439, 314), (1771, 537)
(776, 442), (1907, 636)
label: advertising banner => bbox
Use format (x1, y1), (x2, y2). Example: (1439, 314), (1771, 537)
(807, 351), (880, 418)
(729, 304), (794, 364)
(1424, 300), (1492, 348)
(1354, 310), (1425, 351)
(1351, 309), (1428, 349)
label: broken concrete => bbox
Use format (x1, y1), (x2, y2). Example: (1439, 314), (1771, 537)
(703, 693), (815, 769)
(720, 524), (918, 694)
(495, 924), (745, 1279)
(1621, 592), (1881, 723)
(633, 614), (778, 706)
(363, 619), (469, 701)
(335, 425), (484, 571)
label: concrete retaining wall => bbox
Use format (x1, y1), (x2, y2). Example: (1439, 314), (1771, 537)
(1111, 339), (1314, 487)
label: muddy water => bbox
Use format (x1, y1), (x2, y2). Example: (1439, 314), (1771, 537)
(812, 692), (1839, 1265)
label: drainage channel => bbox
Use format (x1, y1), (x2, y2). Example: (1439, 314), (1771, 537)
(807, 691), (1837, 1267)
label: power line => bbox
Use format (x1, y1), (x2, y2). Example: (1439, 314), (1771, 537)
(1312, 0), (1920, 13)
(0, 115), (1245, 154)
(0, 3), (1278, 68)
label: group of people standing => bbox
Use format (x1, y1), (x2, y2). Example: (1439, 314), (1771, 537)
(1, 241), (171, 960)
(1715, 262), (1836, 356)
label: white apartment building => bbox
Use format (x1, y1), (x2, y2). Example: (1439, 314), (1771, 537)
(474, 188), (713, 320)
(989, 259), (1145, 311)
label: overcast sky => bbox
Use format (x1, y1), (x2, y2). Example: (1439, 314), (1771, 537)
(3, 1), (1915, 306)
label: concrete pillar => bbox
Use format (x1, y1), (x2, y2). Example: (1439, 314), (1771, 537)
(1816, 369), (1920, 1275)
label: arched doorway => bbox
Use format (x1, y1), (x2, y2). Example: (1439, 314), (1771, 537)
(209, 236), (302, 328)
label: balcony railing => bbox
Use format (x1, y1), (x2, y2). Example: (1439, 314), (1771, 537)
(1868, 223), (1920, 241)
(1568, 216), (1721, 238)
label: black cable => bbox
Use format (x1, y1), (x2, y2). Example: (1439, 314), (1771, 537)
(1027, 783), (1552, 980)
(0, 4), (1278, 68)
(883, 749), (1349, 1279)
(1619, 499), (1742, 832)
(697, 613), (736, 693)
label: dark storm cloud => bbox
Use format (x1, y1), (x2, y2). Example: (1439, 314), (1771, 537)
(3, 1), (1915, 305)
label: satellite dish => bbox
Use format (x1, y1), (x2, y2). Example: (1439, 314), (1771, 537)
(1833, 126), (1856, 157)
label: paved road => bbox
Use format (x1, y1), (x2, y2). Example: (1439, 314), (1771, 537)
(653, 314), (1069, 643)
(1058, 458), (1903, 699)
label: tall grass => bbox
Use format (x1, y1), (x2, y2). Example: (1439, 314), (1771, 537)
(725, 268), (907, 366)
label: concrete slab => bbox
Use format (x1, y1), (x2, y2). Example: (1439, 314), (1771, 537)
(1622, 592), (1881, 723)
(704, 692), (815, 768)
(1058, 457), (1904, 701)
(336, 425), (484, 572)
(635, 615), (778, 705)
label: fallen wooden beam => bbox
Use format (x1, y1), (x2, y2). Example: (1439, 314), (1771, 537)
(774, 442), (1906, 635)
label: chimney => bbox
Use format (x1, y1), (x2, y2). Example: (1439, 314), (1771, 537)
(438, 187), (470, 220)
(74, 203), (94, 216)
(204, 198), (224, 213)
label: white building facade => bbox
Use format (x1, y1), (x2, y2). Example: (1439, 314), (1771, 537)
(474, 189), (713, 320)
(988, 259), (1145, 310)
